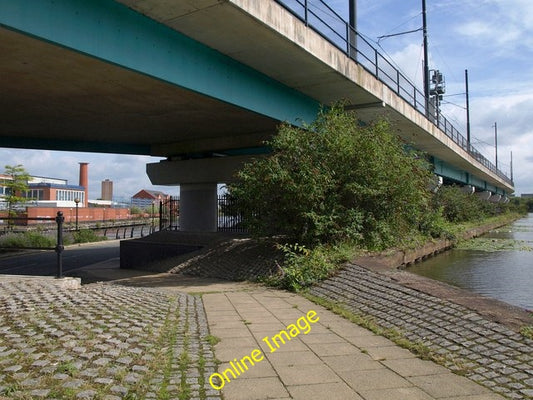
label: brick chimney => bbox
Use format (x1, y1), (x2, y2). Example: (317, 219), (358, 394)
(79, 162), (89, 207)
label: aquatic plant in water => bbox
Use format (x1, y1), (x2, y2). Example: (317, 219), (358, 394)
(456, 238), (533, 252)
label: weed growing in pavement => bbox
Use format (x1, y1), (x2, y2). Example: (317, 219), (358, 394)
(55, 361), (78, 377)
(198, 354), (207, 399)
(206, 334), (221, 346)
(520, 325), (533, 340)
(1, 382), (20, 396)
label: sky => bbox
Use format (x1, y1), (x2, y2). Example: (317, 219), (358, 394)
(1, 0), (532, 198)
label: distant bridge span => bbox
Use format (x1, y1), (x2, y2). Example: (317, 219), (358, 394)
(0, 0), (513, 231)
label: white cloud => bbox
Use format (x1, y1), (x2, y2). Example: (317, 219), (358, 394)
(452, 1), (533, 55)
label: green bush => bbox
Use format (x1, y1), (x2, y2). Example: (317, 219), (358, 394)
(229, 104), (433, 250)
(71, 229), (106, 244)
(432, 185), (502, 223)
(266, 242), (356, 292)
(0, 231), (55, 249)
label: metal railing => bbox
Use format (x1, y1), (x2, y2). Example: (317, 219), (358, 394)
(102, 223), (156, 239)
(158, 196), (246, 233)
(0, 211), (65, 278)
(218, 194), (246, 233)
(159, 197), (179, 231)
(273, 0), (513, 186)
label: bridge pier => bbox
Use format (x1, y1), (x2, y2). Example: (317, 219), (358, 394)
(147, 155), (254, 232)
(180, 183), (218, 232)
(489, 194), (502, 203)
(476, 191), (492, 201)
(461, 185), (475, 195)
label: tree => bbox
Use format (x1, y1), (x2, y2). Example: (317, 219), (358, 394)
(229, 105), (433, 249)
(3, 164), (31, 215)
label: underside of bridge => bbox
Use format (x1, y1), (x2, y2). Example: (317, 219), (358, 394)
(0, 0), (513, 232)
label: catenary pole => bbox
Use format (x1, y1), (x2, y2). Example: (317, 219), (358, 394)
(422, 0), (430, 116)
(465, 69), (471, 147)
(349, 0), (357, 58)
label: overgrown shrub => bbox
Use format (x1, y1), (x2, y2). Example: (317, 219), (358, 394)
(0, 231), (55, 249)
(229, 105), (433, 250)
(71, 229), (106, 244)
(265, 242), (356, 292)
(432, 185), (502, 223)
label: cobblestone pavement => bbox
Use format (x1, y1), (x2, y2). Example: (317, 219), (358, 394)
(0, 280), (220, 400)
(170, 238), (282, 282)
(310, 264), (533, 400)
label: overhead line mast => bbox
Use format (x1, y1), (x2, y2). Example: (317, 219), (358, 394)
(422, 0), (430, 102)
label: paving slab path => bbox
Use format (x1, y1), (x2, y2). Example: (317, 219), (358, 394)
(204, 288), (507, 400)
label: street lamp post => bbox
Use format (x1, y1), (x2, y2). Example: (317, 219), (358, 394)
(74, 198), (80, 231)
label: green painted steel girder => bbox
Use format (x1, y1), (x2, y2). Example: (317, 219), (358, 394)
(0, 0), (320, 125)
(433, 157), (506, 195)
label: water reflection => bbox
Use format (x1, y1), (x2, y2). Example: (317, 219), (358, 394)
(408, 213), (533, 310)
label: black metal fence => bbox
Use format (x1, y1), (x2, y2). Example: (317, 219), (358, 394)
(158, 195), (246, 233)
(273, 0), (513, 186)
(102, 223), (156, 239)
(159, 196), (179, 231)
(218, 194), (245, 233)
(0, 212), (65, 278)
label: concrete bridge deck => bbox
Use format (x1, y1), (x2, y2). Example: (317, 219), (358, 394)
(0, 0), (514, 231)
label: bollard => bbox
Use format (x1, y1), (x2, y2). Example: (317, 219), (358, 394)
(55, 211), (64, 278)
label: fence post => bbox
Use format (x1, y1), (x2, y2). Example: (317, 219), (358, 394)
(55, 211), (64, 279)
(159, 201), (163, 231)
(397, 70), (401, 94)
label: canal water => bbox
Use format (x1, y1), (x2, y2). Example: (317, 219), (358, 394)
(408, 213), (533, 311)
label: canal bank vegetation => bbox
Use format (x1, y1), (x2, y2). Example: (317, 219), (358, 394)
(0, 229), (106, 252)
(229, 105), (525, 292)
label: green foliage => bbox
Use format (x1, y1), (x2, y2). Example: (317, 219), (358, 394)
(0, 231), (56, 249)
(266, 242), (357, 292)
(71, 228), (107, 243)
(432, 186), (525, 224)
(130, 206), (143, 215)
(432, 185), (492, 222)
(520, 325), (533, 340)
(3, 164), (31, 214)
(230, 104), (433, 249)
(418, 206), (455, 240)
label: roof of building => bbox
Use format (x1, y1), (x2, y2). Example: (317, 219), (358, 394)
(131, 189), (169, 199)
(28, 183), (84, 190)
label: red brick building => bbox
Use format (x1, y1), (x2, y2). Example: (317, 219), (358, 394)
(131, 189), (170, 208)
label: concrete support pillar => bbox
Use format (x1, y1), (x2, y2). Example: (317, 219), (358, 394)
(461, 185), (475, 195)
(179, 183), (218, 232)
(476, 191), (492, 201)
(489, 194), (502, 203)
